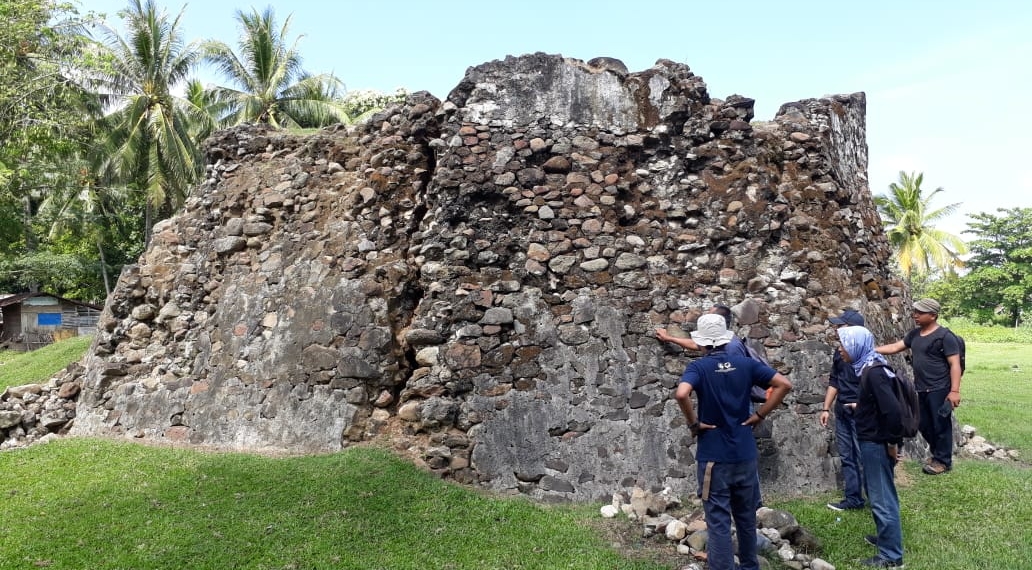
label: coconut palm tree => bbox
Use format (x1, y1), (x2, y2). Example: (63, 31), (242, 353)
(92, 0), (207, 248)
(182, 77), (224, 140)
(874, 171), (968, 280)
(201, 6), (349, 129)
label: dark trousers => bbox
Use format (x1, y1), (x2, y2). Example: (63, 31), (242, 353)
(834, 403), (865, 507)
(697, 460), (760, 570)
(918, 386), (953, 468)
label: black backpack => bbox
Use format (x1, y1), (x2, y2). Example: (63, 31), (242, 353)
(861, 363), (920, 439)
(939, 327), (966, 375)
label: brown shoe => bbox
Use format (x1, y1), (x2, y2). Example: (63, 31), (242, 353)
(922, 461), (949, 475)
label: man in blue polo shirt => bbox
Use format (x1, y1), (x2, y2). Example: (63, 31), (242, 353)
(675, 314), (793, 570)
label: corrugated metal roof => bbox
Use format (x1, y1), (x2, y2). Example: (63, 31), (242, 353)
(0, 291), (103, 310)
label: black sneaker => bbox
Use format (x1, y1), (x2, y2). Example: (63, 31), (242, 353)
(827, 500), (863, 511)
(860, 555), (904, 568)
(864, 535), (877, 546)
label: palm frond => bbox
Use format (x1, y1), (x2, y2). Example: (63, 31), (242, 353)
(200, 7), (340, 127)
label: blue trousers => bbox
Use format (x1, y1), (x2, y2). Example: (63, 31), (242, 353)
(698, 459), (760, 570)
(834, 403), (865, 507)
(860, 441), (904, 562)
(919, 386), (953, 468)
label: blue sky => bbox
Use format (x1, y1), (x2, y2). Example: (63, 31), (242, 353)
(79, 0), (1032, 237)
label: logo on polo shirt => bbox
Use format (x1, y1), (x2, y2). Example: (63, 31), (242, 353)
(716, 362), (737, 373)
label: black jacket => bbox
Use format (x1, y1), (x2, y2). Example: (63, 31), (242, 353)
(855, 364), (904, 444)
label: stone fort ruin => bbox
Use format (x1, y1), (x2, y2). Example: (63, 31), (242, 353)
(58, 53), (911, 501)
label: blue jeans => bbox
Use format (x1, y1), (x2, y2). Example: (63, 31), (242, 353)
(834, 403), (865, 507)
(698, 460), (760, 570)
(860, 441), (904, 562)
(919, 387), (953, 468)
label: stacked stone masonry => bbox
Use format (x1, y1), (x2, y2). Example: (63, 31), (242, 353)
(12, 53), (920, 501)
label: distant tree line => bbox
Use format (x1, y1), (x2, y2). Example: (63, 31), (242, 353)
(875, 172), (1031, 327)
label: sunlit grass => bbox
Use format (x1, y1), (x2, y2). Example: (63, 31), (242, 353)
(955, 343), (1032, 452)
(942, 318), (1032, 343)
(0, 335), (92, 392)
(0, 439), (669, 570)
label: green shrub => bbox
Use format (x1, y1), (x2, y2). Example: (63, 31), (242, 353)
(941, 318), (1032, 343)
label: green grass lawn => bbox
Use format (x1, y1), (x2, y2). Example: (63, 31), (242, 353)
(0, 335), (1030, 569)
(954, 342), (1032, 451)
(0, 335), (92, 392)
(0, 439), (668, 570)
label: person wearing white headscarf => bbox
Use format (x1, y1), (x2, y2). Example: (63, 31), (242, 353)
(837, 325), (905, 568)
(837, 325), (894, 378)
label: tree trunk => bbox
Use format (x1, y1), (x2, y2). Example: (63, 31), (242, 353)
(21, 189), (39, 293)
(144, 201), (153, 250)
(97, 239), (111, 298)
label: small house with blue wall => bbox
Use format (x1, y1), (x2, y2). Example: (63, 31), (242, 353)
(0, 292), (102, 350)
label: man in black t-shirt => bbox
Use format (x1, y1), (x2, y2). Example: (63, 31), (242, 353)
(876, 298), (962, 475)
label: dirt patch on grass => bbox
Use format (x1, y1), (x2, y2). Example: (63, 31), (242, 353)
(584, 515), (689, 568)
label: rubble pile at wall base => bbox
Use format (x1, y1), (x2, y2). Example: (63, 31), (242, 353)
(51, 53), (916, 501)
